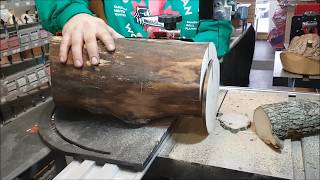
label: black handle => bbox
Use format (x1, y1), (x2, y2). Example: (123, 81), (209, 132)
(158, 15), (182, 30)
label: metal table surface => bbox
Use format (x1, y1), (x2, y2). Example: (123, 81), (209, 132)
(152, 87), (320, 180)
(1, 98), (54, 180)
(2, 88), (319, 180)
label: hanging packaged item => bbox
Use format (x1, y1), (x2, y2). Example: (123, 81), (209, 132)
(268, 0), (288, 49)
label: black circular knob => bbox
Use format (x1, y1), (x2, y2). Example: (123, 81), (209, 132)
(158, 15), (182, 30)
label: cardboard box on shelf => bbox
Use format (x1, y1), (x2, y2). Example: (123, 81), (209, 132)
(11, 53), (22, 63)
(20, 49), (33, 60)
(32, 47), (42, 57)
(0, 56), (10, 65)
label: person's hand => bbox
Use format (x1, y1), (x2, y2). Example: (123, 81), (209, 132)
(59, 13), (122, 68)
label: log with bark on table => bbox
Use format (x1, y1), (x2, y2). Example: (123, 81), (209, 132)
(254, 99), (320, 149)
(49, 36), (220, 133)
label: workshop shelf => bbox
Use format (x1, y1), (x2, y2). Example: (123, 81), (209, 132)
(0, 0), (35, 10)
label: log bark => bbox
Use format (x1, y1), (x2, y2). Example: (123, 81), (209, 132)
(254, 99), (320, 149)
(50, 37), (218, 129)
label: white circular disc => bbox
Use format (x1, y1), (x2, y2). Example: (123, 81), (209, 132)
(202, 43), (220, 134)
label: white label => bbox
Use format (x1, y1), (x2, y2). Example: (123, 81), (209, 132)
(34, 43), (38, 46)
(27, 73), (37, 82)
(1, 97), (6, 103)
(15, 2), (19, 6)
(6, 81), (16, 87)
(30, 82), (38, 87)
(41, 77), (48, 83)
(17, 77), (27, 87)
(37, 69), (46, 78)
(1, 5), (5, 9)
(26, 1), (31, 5)
(7, 84), (16, 92)
(2, 52), (7, 56)
(8, 89), (17, 95)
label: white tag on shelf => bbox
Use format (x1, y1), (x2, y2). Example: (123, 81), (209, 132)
(1, 97), (6, 103)
(37, 69), (46, 78)
(41, 77), (48, 83)
(27, 73), (37, 83)
(17, 77), (27, 87)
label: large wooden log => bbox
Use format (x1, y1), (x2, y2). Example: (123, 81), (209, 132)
(49, 37), (220, 133)
(280, 52), (320, 75)
(280, 34), (320, 75)
(254, 99), (320, 149)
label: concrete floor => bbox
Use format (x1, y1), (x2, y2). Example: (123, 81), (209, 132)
(253, 40), (275, 62)
(249, 40), (275, 89)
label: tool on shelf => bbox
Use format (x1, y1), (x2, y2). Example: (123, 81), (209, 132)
(155, 14), (182, 39)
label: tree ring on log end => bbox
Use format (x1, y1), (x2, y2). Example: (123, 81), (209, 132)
(254, 106), (284, 149)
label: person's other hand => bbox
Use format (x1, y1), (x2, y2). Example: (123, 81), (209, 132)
(60, 13), (122, 68)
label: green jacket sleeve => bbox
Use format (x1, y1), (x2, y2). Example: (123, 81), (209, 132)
(35, 0), (94, 33)
(193, 20), (233, 58)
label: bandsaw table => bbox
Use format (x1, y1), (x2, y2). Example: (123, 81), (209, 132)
(1, 87), (319, 180)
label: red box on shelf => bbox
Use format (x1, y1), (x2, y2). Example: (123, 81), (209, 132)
(295, 4), (320, 15)
(0, 38), (8, 51)
(8, 36), (20, 48)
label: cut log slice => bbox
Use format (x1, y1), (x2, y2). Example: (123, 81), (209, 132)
(254, 106), (283, 149)
(254, 99), (320, 149)
(218, 113), (251, 133)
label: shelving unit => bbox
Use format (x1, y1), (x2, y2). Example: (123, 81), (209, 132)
(0, 0), (35, 10)
(0, 0), (52, 123)
(1, 37), (49, 58)
(0, 62), (50, 104)
(0, 53), (48, 68)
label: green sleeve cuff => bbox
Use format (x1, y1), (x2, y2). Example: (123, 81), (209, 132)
(193, 20), (233, 58)
(57, 3), (94, 31)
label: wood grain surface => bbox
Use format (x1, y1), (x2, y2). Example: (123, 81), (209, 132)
(50, 37), (212, 124)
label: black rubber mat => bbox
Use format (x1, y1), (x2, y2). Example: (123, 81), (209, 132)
(39, 107), (175, 171)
